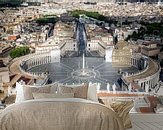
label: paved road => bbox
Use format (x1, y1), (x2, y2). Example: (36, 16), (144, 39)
(76, 21), (87, 56)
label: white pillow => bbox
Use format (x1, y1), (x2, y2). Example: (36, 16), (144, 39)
(15, 82), (25, 103)
(27, 83), (58, 93)
(87, 83), (98, 102)
(58, 83), (98, 102)
(15, 82), (58, 103)
(23, 86), (51, 100)
(32, 93), (74, 99)
(15, 82), (98, 102)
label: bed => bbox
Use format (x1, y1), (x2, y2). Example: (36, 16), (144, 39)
(0, 98), (125, 130)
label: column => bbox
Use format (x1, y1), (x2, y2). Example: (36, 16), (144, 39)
(145, 81), (149, 93)
(38, 59), (40, 66)
(35, 59), (37, 66)
(151, 80), (153, 88)
(149, 80), (151, 88)
(35, 58), (37, 66)
(41, 57), (43, 65)
(134, 59), (136, 66)
(43, 57), (45, 64)
(45, 56), (47, 63)
(47, 56), (49, 63)
(49, 56), (51, 63)
(46, 56), (48, 63)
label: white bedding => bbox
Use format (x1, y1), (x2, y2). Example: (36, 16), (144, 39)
(0, 98), (125, 130)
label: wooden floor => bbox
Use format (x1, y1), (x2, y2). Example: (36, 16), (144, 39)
(127, 122), (163, 130)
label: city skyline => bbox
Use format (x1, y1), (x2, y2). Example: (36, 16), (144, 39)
(0, 2), (163, 130)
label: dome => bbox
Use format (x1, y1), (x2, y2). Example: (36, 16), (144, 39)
(115, 40), (128, 49)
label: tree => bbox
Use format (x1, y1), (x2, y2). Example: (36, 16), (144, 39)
(10, 46), (30, 59)
(70, 10), (106, 21)
(125, 35), (131, 41)
(131, 31), (138, 40)
(0, 0), (24, 7)
(160, 59), (163, 67)
(35, 15), (58, 24)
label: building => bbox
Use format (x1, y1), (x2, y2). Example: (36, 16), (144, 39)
(86, 24), (114, 57)
(35, 22), (77, 55)
(0, 61), (9, 83)
(140, 42), (160, 57)
(0, 44), (12, 58)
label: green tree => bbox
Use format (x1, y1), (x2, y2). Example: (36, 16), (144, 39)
(125, 35), (131, 41)
(0, 0), (24, 7)
(10, 46), (30, 59)
(160, 59), (163, 67)
(35, 15), (58, 24)
(131, 31), (138, 40)
(70, 10), (106, 21)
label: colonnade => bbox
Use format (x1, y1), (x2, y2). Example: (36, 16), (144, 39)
(135, 71), (160, 92)
(123, 54), (161, 93)
(26, 55), (51, 69)
(19, 53), (52, 77)
(123, 56), (149, 77)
